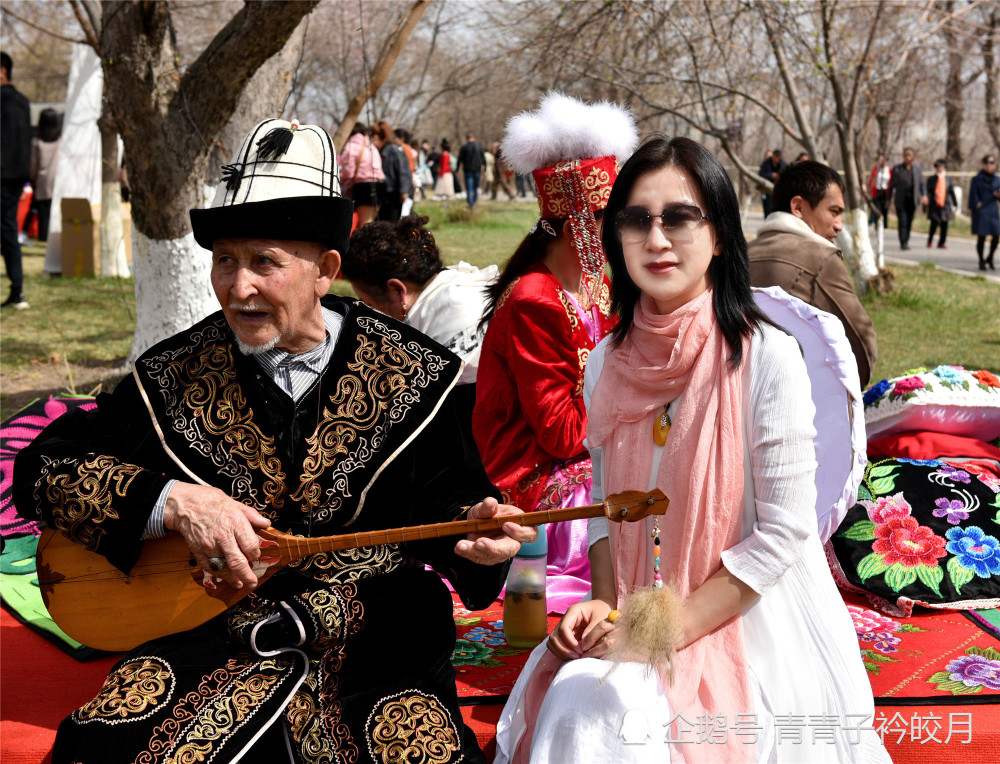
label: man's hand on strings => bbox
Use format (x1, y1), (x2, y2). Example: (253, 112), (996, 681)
(454, 497), (536, 566)
(163, 482), (271, 592)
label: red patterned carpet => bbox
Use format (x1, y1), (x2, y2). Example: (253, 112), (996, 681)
(2, 398), (998, 762)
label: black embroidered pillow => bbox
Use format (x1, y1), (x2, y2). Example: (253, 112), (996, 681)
(827, 456), (1000, 617)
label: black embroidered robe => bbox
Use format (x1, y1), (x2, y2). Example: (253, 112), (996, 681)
(14, 297), (507, 764)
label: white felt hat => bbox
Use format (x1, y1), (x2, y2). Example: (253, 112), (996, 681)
(190, 118), (354, 254)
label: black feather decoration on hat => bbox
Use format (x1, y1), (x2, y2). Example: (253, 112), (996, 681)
(221, 163), (244, 196)
(256, 126), (295, 161)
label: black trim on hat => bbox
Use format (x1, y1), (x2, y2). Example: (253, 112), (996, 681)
(190, 196), (355, 255)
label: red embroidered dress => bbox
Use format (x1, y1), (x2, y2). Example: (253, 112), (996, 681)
(473, 263), (616, 513)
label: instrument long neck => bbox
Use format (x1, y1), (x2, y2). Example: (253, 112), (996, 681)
(268, 502), (609, 559)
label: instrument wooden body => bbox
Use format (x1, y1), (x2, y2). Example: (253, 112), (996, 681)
(36, 489), (667, 652)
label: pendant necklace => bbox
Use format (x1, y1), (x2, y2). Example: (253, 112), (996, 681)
(652, 403), (672, 447)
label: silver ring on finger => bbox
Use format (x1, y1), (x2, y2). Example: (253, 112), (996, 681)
(208, 557), (227, 573)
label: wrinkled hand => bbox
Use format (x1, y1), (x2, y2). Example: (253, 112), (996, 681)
(454, 497), (537, 566)
(547, 599), (617, 660)
(163, 482), (271, 592)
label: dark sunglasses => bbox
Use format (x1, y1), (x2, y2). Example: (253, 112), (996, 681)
(615, 204), (710, 243)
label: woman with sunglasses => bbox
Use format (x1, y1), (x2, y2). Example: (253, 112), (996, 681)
(495, 136), (888, 763)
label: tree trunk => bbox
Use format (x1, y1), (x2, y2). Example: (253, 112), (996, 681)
(97, 0), (318, 363)
(943, 5), (965, 167)
(97, 107), (127, 277)
(984, 7), (1000, 152)
(332, 0), (430, 149)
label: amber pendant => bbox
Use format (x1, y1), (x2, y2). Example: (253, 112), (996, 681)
(653, 405), (671, 446)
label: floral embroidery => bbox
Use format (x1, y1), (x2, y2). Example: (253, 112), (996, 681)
(450, 637), (523, 668)
(464, 626), (507, 646)
(892, 375), (927, 398)
(862, 379), (891, 406)
(847, 605), (925, 674)
(930, 364), (967, 387)
(973, 369), (1000, 389)
(451, 639), (493, 666)
(873, 517), (947, 568)
(933, 497), (970, 524)
(859, 492), (911, 524)
(933, 464), (971, 485)
(366, 691), (461, 764)
(836, 457), (1000, 607)
(945, 526), (1000, 590)
(928, 646), (1000, 694)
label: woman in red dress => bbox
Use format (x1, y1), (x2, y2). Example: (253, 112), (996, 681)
(473, 93), (637, 612)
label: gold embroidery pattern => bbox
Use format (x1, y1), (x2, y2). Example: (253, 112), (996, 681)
(291, 316), (448, 523)
(39, 455), (140, 550)
(136, 655), (287, 764)
(366, 691), (462, 764)
(575, 347), (590, 398)
(287, 645), (359, 762)
(168, 670), (283, 761)
(595, 279), (612, 317)
(164, 657), (288, 763)
(141, 323), (286, 511)
(226, 593), (275, 640)
(495, 277), (520, 312)
(296, 588), (348, 651)
(556, 288), (580, 331)
(74, 658), (173, 724)
(583, 166), (613, 207)
(290, 544), (408, 584)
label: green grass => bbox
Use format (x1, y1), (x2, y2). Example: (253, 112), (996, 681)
(861, 263), (1000, 383)
(2, 199), (997, 422)
(0, 243), (137, 369)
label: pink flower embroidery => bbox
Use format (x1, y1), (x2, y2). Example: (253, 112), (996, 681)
(873, 516), (947, 567)
(859, 492), (913, 524)
(892, 376), (926, 396)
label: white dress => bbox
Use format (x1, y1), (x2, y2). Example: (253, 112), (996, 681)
(495, 324), (890, 763)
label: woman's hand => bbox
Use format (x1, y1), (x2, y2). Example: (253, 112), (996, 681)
(547, 599), (615, 660)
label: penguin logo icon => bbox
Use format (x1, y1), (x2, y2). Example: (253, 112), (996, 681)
(620, 709), (651, 745)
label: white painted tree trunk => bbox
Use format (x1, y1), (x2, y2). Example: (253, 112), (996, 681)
(99, 182), (129, 277)
(874, 216), (885, 269)
(837, 207), (879, 295)
(126, 231), (217, 365)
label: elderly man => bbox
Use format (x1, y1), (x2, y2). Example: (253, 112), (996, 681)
(15, 119), (532, 764)
(748, 160), (878, 387)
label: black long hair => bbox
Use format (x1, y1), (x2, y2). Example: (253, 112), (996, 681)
(602, 134), (772, 370)
(479, 218), (565, 329)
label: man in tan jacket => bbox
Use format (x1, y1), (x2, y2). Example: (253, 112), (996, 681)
(748, 161), (878, 387)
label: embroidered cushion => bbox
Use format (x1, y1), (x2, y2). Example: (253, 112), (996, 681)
(863, 366), (1000, 441)
(827, 456), (1000, 616)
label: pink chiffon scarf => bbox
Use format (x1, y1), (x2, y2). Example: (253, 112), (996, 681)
(587, 288), (753, 763)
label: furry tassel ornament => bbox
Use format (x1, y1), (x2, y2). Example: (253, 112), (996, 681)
(606, 585), (685, 683)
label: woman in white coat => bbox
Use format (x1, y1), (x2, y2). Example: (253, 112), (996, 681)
(495, 136), (889, 764)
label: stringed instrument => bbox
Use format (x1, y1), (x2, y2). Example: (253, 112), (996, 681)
(36, 489), (667, 652)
